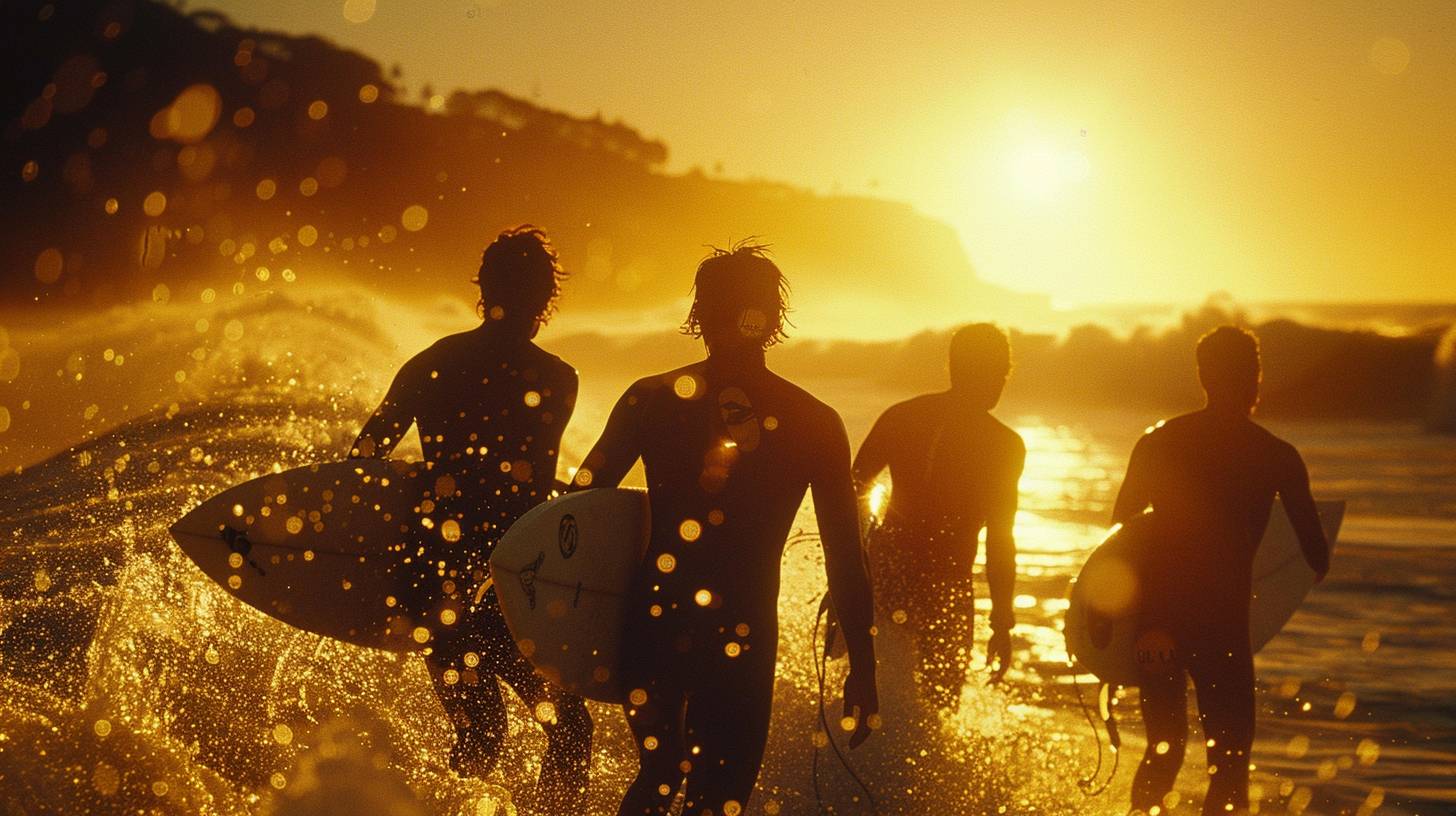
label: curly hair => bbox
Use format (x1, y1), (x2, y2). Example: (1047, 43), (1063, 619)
(680, 239), (793, 349)
(472, 225), (566, 327)
(1196, 324), (1261, 394)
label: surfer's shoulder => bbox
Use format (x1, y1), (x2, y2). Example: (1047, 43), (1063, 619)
(523, 343), (578, 383)
(900, 392), (943, 416)
(797, 387), (851, 443)
(761, 371), (834, 415)
(749, 371), (841, 433)
(871, 393), (932, 429)
(985, 413), (1025, 454)
(625, 363), (700, 401)
(1257, 426), (1302, 464)
(409, 330), (477, 366)
(1142, 411), (1200, 439)
(395, 335), (460, 379)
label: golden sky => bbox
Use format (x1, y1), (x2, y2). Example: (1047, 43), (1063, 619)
(205, 0), (1454, 306)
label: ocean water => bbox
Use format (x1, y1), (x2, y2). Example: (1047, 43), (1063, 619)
(1, 289), (1452, 815)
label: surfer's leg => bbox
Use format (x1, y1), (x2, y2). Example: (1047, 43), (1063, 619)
(1132, 659), (1189, 812)
(917, 579), (975, 710)
(679, 665), (774, 816)
(484, 609), (594, 809)
(426, 652), (508, 778)
(617, 682), (688, 816)
(1189, 642), (1255, 816)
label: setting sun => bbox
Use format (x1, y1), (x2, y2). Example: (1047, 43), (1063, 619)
(3, 3), (1454, 816)
(1003, 125), (1092, 203)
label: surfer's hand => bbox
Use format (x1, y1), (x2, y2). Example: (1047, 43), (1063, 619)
(987, 629), (1012, 684)
(842, 668), (879, 748)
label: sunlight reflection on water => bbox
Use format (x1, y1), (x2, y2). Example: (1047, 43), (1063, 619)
(1, 295), (1452, 815)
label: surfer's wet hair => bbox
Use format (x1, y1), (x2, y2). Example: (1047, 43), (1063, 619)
(1197, 325), (1261, 398)
(474, 225), (566, 327)
(681, 239), (792, 349)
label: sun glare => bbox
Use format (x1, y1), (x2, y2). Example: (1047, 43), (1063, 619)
(1007, 136), (1091, 202)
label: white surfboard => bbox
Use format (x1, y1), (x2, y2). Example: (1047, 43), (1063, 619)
(489, 488), (651, 703)
(169, 459), (442, 652)
(1064, 498), (1344, 686)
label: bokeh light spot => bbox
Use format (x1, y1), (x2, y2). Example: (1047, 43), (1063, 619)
(142, 191), (167, 217)
(33, 248), (63, 284)
(678, 519), (701, 542)
(158, 84), (221, 143)
(342, 0), (376, 24)
(401, 204), (429, 231)
(1370, 37), (1411, 76)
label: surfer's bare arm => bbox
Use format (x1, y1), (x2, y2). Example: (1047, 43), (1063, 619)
(813, 412), (879, 747)
(350, 358), (421, 458)
(1111, 432), (1154, 525)
(572, 383), (642, 489)
(1278, 444), (1329, 580)
(985, 435), (1025, 680)
(536, 365), (579, 494)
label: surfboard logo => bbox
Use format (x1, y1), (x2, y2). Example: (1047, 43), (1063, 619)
(1134, 629), (1178, 666)
(220, 526), (266, 576)
(558, 514), (579, 559)
(519, 551), (545, 610)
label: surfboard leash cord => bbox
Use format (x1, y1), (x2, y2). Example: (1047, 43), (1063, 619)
(1062, 671), (1120, 797)
(812, 594), (881, 814)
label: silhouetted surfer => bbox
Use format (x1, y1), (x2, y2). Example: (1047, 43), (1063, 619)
(1111, 326), (1329, 816)
(573, 243), (878, 816)
(851, 324), (1024, 708)
(350, 227), (591, 808)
